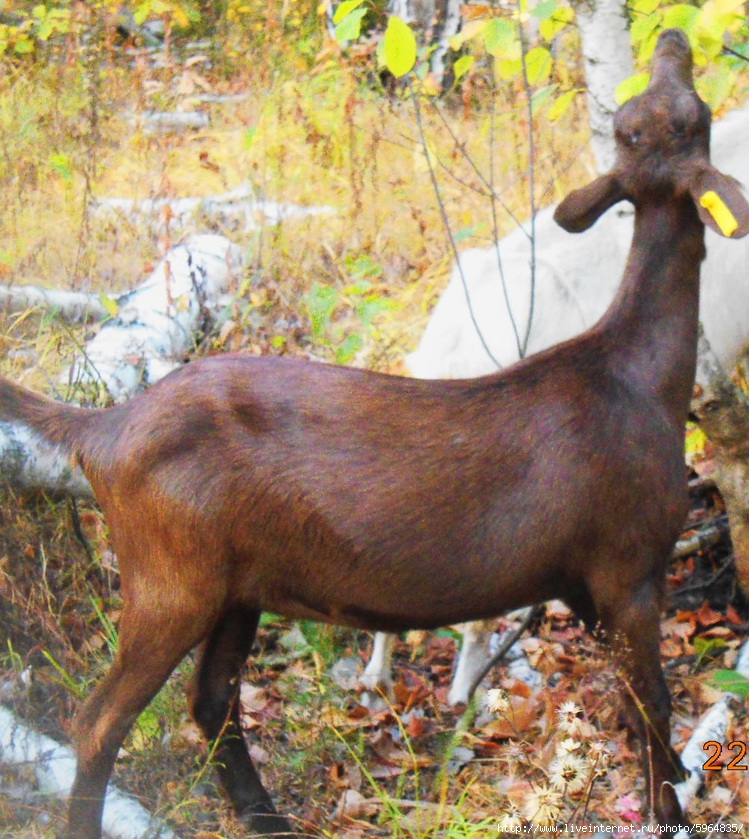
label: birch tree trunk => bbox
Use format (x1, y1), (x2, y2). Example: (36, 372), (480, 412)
(572, 0), (634, 173)
(692, 329), (749, 593)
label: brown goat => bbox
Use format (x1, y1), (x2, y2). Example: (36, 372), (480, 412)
(2, 30), (749, 838)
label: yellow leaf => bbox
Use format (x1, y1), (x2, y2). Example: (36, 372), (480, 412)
(383, 16), (416, 78)
(484, 18), (519, 59)
(525, 46), (551, 86)
(548, 88), (580, 122)
(615, 72), (649, 106)
(449, 18), (488, 50)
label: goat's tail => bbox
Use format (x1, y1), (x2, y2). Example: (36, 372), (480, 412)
(0, 377), (99, 452)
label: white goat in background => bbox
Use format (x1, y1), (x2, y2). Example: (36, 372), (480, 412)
(363, 102), (749, 705)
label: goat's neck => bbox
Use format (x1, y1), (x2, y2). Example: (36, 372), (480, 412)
(599, 198), (705, 423)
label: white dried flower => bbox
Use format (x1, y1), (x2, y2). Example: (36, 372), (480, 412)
(497, 807), (524, 833)
(549, 752), (590, 795)
(556, 737), (582, 754)
(556, 700), (584, 735)
(522, 786), (562, 826)
(485, 688), (511, 715)
(587, 740), (612, 776)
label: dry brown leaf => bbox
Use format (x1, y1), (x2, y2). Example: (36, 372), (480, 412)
(332, 790), (379, 823)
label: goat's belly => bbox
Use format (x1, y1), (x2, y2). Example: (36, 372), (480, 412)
(259, 572), (558, 633)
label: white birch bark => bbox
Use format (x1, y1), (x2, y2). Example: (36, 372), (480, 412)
(0, 706), (177, 839)
(66, 233), (242, 400)
(0, 235), (242, 494)
(572, 0), (634, 173)
(692, 328), (749, 593)
(91, 184), (334, 236)
(673, 639), (749, 814)
(0, 286), (107, 323)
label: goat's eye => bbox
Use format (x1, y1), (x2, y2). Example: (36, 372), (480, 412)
(625, 130), (641, 148)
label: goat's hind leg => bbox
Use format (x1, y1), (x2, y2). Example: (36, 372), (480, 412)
(67, 604), (213, 839)
(190, 606), (297, 837)
(597, 579), (687, 827)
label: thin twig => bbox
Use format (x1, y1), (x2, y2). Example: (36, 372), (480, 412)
(466, 603), (545, 699)
(69, 498), (96, 565)
(516, 8), (537, 356)
(409, 81), (502, 370)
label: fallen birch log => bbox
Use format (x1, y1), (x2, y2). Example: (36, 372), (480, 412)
(137, 110), (210, 133)
(0, 285), (108, 323)
(91, 184), (335, 235)
(0, 706), (177, 839)
(0, 234), (242, 494)
(674, 638), (749, 812)
(66, 233), (242, 400)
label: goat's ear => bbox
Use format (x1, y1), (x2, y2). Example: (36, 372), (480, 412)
(554, 174), (626, 233)
(689, 167), (749, 238)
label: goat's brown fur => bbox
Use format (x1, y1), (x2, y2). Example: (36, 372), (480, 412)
(1, 30), (749, 838)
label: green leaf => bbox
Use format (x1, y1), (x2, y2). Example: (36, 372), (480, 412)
(548, 87), (580, 121)
(13, 37), (35, 55)
(336, 333), (363, 364)
(99, 294), (120, 319)
(531, 0), (558, 22)
(452, 54), (475, 82)
(449, 18), (488, 50)
(531, 83), (556, 110)
(632, 0), (660, 13)
(661, 5), (701, 35)
(539, 7), (574, 41)
(525, 46), (552, 86)
(131, 707), (162, 750)
(496, 56), (522, 81)
(453, 226), (478, 243)
(695, 0), (745, 61)
(305, 284), (338, 338)
(484, 18), (519, 60)
(50, 153), (73, 181)
(133, 3), (150, 26)
(615, 72), (650, 105)
(631, 12), (662, 47)
(357, 296), (393, 326)
(333, 0), (366, 25)
(344, 253), (382, 279)
(709, 669), (749, 698)
(335, 7), (367, 43)
(697, 62), (736, 110)
(693, 636), (727, 660)
(383, 16), (417, 78)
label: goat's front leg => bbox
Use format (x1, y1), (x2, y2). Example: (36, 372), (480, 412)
(190, 606), (297, 837)
(598, 579), (687, 828)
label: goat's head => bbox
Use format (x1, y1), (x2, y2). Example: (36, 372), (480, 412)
(555, 28), (749, 240)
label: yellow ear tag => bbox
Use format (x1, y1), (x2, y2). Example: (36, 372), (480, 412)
(699, 190), (738, 237)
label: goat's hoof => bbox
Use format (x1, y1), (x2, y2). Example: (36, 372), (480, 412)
(658, 781), (688, 828)
(237, 802), (297, 837)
